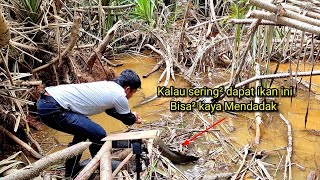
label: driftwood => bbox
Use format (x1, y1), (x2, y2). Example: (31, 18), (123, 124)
(86, 21), (122, 72)
(2, 142), (91, 180)
(0, 125), (43, 159)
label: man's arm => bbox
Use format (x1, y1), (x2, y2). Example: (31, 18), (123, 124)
(105, 108), (136, 125)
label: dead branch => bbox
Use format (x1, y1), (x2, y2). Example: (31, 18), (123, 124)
(143, 44), (164, 78)
(101, 57), (123, 67)
(281, 3), (320, 20)
(235, 70), (320, 88)
(75, 141), (112, 180)
(231, 145), (249, 180)
(0, 125), (43, 159)
(279, 114), (293, 180)
(25, 130), (44, 156)
(112, 152), (133, 177)
(78, 3), (135, 10)
(176, 0), (192, 62)
(112, 148), (132, 160)
(229, 19), (279, 25)
(248, 10), (320, 34)
(13, 80), (42, 86)
(2, 142), (91, 180)
(256, 159), (273, 180)
(254, 63), (262, 145)
(31, 15), (81, 73)
(230, 19), (261, 86)
(143, 60), (163, 78)
(87, 21), (122, 72)
(286, 0), (320, 14)
(249, 0), (320, 27)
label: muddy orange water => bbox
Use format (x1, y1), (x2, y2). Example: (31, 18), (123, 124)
(46, 57), (320, 179)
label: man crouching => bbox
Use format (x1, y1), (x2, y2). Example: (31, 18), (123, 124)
(37, 69), (142, 178)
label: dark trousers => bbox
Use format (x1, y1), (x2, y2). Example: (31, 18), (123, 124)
(37, 94), (106, 177)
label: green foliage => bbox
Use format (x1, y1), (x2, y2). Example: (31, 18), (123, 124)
(10, 0), (42, 23)
(225, 0), (250, 48)
(131, 0), (156, 26)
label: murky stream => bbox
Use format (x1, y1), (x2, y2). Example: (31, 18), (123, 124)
(46, 56), (320, 179)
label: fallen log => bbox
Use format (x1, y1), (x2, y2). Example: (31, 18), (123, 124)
(2, 142), (91, 180)
(281, 3), (320, 20)
(249, 0), (320, 27)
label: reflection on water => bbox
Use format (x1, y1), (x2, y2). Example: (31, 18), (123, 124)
(46, 57), (320, 179)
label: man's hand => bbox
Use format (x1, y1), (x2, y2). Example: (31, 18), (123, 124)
(133, 112), (142, 124)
